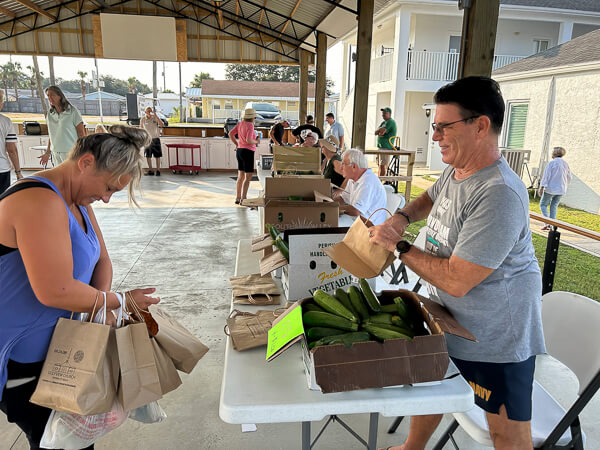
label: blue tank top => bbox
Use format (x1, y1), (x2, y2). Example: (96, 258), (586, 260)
(0, 176), (100, 397)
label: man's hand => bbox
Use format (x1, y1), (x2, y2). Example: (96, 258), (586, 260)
(368, 214), (409, 252)
(15, 171), (23, 180)
(538, 187), (544, 196)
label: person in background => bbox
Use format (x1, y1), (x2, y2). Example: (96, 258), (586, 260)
(94, 124), (108, 134)
(319, 135), (344, 188)
(325, 112), (344, 149)
(539, 146), (572, 230)
(299, 130), (319, 148)
(269, 118), (289, 152)
(333, 149), (386, 225)
(39, 86), (86, 167)
(140, 106), (164, 176)
(0, 125), (160, 449)
(229, 108), (260, 205)
(292, 115), (323, 144)
(374, 107), (398, 176)
(0, 91), (21, 192)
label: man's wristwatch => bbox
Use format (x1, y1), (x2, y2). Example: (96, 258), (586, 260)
(395, 240), (412, 258)
(396, 210), (411, 225)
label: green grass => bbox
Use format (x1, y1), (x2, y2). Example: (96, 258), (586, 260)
(528, 190), (600, 233)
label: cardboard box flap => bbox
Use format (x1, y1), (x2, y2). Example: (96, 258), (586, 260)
(264, 177), (331, 199)
(259, 249), (288, 276)
(241, 197), (265, 208)
(314, 190), (334, 203)
(251, 233), (274, 252)
(272, 146), (321, 174)
(324, 216), (396, 279)
(266, 301), (304, 362)
(418, 295), (477, 342)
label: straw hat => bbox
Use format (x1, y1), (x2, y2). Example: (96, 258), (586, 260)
(318, 135), (340, 153)
(243, 108), (258, 119)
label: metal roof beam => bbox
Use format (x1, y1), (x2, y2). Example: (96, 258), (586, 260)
(319, 0), (357, 15)
(12, 0), (56, 20)
(0, 5), (16, 18)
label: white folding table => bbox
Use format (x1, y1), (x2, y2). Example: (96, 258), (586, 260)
(219, 239), (474, 449)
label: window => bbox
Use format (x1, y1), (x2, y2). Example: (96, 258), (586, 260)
(213, 102), (220, 110)
(534, 39), (550, 53)
(224, 101), (233, 110)
(287, 101), (296, 107)
(347, 44), (356, 95)
(505, 103), (528, 149)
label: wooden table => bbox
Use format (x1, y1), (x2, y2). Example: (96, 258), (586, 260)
(364, 148), (416, 201)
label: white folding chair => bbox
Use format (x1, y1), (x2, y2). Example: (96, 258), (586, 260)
(432, 291), (600, 449)
(384, 184), (406, 215)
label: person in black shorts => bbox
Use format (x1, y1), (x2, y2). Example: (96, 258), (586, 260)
(229, 108), (261, 204)
(140, 107), (163, 176)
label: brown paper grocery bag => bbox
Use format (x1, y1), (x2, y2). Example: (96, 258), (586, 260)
(149, 305), (209, 374)
(324, 215), (396, 278)
(116, 322), (163, 411)
(224, 309), (282, 351)
(229, 273), (281, 305)
(30, 318), (118, 415)
(150, 338), (182, 395)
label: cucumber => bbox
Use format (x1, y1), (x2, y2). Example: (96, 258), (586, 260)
(363, 322), (414, 338)
(368, 313), (394, 325)
(348, 286), (370, 321)
(312, 332), (371, 349)
(380, 304), (398, 313)
(306, 327), (346, 340)
(363, 324), (413, 342)
(335, 288), (358, 317)
(302, 311), (359, 332)
(313, 289), (358, 323)
(393, 297), (411, 321)
(391, 315), (413, 330)
(359, 279), (381, 313)
(265, 223), (279, 240)
(274, 236), (289, 261)
(303, 303), (326, 313)
(287, 195), (303, 201)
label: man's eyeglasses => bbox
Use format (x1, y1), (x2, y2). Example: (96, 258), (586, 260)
(431, 115), (480, 134)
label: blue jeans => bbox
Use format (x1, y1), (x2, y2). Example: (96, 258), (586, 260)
(540, 192), (562, 219)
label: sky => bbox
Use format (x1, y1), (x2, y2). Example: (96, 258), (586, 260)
(0, 42), (343, 94)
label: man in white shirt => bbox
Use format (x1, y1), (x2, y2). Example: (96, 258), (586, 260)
(140, 106), (163, 176)
(0, 90), (21, 193)
(334, 149), (386, 225)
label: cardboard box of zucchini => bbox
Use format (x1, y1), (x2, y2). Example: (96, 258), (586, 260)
(266, 283), (476, 393)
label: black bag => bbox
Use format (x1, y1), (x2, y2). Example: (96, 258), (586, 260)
(23, 121), (42, 135)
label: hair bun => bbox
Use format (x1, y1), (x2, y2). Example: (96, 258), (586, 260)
(109, 125), (151, 149)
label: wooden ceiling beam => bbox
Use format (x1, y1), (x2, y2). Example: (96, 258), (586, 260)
(278, 0), (301, 37)
(12, 0), (56, 20)
(0, 5), (16, 18)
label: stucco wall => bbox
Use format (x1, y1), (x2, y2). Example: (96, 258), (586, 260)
(498, 71), (600, 213)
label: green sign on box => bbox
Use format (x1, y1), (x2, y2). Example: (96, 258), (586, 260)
(266, 306), (304, 361)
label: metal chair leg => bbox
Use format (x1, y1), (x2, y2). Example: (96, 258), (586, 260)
(432, 419), (460, 450)
(387, 416), (404, 434)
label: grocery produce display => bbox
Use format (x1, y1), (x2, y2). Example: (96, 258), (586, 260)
(265, 223), (289, 261)
(302, 283), (425, 349)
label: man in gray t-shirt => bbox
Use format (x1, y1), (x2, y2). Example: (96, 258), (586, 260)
(370, 77), (544, 450)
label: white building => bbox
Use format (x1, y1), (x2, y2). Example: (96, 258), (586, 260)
(142, 92), (187, 116)
(335, 0), (600, 168)
(494, 29), (600, 214)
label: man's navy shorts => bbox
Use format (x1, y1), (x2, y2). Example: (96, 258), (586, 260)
(452, 355), (536, 421)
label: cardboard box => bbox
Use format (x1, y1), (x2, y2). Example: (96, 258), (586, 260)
(280, 228), (375, 301)
(269, 290), (475, 394)
(272, 145), (321, 174)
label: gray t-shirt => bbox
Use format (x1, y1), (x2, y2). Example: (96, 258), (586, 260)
(425, 157), (545, 363)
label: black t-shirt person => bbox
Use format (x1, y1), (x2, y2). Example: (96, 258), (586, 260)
(270, 122), (285, 145)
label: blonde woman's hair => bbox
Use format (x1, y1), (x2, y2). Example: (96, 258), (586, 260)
(68, 125), (150, 205)
(552, 146), (566, 158)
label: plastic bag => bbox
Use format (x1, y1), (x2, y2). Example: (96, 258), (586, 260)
(129, 401), (167, 424)
(40, 399), (128, 449)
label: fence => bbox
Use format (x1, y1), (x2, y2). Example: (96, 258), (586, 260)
(371, 53), (394, 83)
(3, 98), (122, 116)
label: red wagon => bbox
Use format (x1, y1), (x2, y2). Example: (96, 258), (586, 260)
(166, 143), (202, 175)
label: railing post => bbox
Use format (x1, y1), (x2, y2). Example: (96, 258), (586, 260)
(542, 228), (561, 295)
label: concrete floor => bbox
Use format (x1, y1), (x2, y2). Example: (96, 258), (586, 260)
(1, 172), (599, 450)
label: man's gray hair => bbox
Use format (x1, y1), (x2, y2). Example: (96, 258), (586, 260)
(342, 149), (368, 169)
(552, 146), (566, 158)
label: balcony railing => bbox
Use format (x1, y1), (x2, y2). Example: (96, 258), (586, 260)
(371, 53), (394, 83)
(406, 50), (524, 81)
(212, 108), (240, 123)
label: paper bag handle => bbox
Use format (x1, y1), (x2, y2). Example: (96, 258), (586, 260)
(366, 207), (393, 224)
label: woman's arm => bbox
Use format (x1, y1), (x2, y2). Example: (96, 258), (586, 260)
(76, 122), (86, 138)
(86, 205), (112, 292)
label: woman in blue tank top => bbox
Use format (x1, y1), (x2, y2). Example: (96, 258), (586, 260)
(0, 125), (161, 449)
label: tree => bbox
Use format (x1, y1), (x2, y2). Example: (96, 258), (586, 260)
(26, 65), (36, 98)
(7, 61), (23, 112)
(127, 77), (137, 93)
(225, 64), (335, 95)
(190, 72), (213, 88)
(77, 70), (87, 100)
(32, 55), (47, 115)
(162, 89), (175, 93)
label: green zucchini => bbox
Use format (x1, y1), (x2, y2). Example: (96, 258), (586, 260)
(363, 322), (414, 338)
(380, 304), (398, 313)
(287, 195), (303, 201)
(303, 303), (326, 313)
(391, 315), (413, 330)
(312, 289), (358, 323)
(359, 279), (381, 313)
(368, 313), (394, 325)
(335, 288), (358, 317)
(348, 286), (370, 321)
(393, 297), (411, 321)
(265, 223), (279, 240)
(306, 327), (346, 340)
(363, 324), (413, 342)
(274, 236), (289, 261)
(302, 311), (359, 332)
(312, 331), (371, 348)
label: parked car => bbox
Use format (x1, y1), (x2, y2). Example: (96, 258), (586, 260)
(244, 102), (282, 128)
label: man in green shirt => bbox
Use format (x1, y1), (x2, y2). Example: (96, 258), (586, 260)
(374, 107), (397, 176)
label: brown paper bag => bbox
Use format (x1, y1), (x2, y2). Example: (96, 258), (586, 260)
(149, 305), (209, 374)
(150, 338), (182, 395)
(229, 273), (281, 305)
(224, 309), (282, 351)
(116, 322), (163, 411)
(30, 318), (118, 415)
(324, 215), (396, 278)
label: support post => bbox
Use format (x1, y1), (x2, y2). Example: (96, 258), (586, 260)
(153, 60), (158, 110)
(457, 0), (500, 78)
(48, 55), (55, 86)
(179, 62), (184, 123)
(352, 0), (375, 150)
(299, 50), (309, 126)
(314, 31), (327, 132)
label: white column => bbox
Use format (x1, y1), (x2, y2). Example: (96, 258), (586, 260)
(391, 7), (412, 145)
(558, 21), (574, 45)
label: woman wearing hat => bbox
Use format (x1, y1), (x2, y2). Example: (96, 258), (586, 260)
(319, 135), (345, 187)
(229, 108), (261, 205)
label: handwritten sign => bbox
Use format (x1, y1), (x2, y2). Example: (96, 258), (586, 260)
(266, 306), (304, 361)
